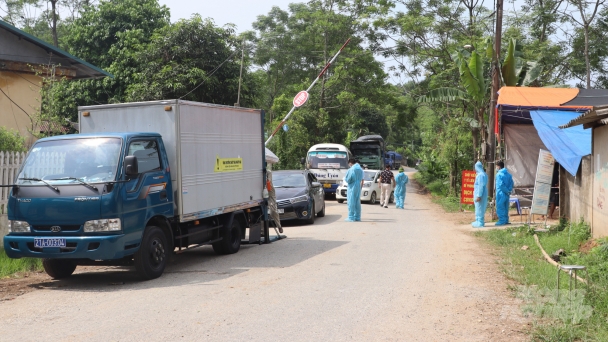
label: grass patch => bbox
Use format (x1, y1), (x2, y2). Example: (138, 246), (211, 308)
(430, 195), (474, 213)
(476, 222), (608, 341)
(412, 173), (475, 213)
(0, 248), (43, 278)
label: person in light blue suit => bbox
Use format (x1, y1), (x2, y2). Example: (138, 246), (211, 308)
(494, 161), (514, 226)
(344, 158), (364, 222)
(394, 167), (409, 209)
(472, 161), (488, 228)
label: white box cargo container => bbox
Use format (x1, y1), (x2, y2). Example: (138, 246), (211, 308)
(78, 100), (265, 222)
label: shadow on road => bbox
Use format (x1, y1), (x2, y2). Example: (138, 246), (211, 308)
(27, 235), (348, 293)
(280, 214), (342, 228)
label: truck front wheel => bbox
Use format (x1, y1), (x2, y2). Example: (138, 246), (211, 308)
(134, 226), (168, 280)
(42, 259), (76, 279)
(212, 217), (241, 255)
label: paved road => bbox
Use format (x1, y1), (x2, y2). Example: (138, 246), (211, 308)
(0, 170), (527, 341)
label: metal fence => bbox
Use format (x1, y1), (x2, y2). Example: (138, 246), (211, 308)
(0, 151), (26, 215)
(1, 151), (68, 213)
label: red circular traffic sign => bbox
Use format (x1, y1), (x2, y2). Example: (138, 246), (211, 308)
(293, 91), (309, 107)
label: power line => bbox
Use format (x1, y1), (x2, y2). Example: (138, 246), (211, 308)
(0, 86), (33, 121)
(179, 49), (241, 100)
(8, 71), (41, 88)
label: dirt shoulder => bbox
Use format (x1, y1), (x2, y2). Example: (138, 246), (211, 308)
(405, 177), (532, 340)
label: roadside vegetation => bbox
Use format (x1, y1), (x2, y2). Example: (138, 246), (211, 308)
(412, 173), (474, 213)
(0, 249), (43, 278)
(477, 221), (608, 341)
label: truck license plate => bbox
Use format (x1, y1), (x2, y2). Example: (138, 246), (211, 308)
(323, 183), (332, 188)
(277, 209), (284, 214)
(34, 238), (66, 248)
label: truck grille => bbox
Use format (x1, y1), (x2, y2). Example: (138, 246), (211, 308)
(33, 225), (81, 232)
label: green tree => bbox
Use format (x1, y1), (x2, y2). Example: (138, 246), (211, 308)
(251, 0), (394, 169)
(125, 16), (247, 105)
(64, 0), (170, 69)
(0, 127), (27, 152)
(39, 0), (170, 121)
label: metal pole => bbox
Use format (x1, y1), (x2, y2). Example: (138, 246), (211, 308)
(488, 0), (503, 200)
(265, 38), (351, 146)
(235, 42), (244, 107)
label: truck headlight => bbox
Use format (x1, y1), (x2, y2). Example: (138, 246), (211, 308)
(84, 218), (121, 232)
(362, 182), (372, 188)
(290, 195), (309, 204)
(8, 220), (30, 233)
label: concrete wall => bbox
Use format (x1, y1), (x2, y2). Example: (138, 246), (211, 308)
(560, 155), (593, 225)
(592, 125), (608, 238)
(0, 71), (41, 146)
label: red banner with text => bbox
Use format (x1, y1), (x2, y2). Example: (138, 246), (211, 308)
(461, 170), (476, 204)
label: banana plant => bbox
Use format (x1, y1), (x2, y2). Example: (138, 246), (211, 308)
(501, 39), (544, 86)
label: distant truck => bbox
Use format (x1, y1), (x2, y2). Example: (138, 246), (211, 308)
(350, 135), (385, 170)
(384, 151), (403, 170)
(3, 100), (270, 280)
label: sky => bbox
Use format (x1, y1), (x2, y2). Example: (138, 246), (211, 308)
(157, 0), (405, 84)
(157, 0), (295, 32)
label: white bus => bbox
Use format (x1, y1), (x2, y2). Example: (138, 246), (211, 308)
(305, 143), (352, 195)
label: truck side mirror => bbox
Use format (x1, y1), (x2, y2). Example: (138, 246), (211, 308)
(125, 155), (139, 177)
(300, 157), (305, 165)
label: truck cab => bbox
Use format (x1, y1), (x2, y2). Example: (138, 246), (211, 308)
(350, 135), (385, 170)
(4, 133), (175, 277)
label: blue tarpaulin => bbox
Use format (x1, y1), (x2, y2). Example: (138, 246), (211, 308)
(530, 110), (591, 176)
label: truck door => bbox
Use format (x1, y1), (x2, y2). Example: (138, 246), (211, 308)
(121, 138), (173, 235)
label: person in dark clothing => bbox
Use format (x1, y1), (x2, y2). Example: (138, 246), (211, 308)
(549, 164), (559, 219)
(379, 164), (395, 208)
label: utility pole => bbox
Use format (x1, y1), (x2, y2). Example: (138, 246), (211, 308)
(50, 0), (59, 47)
(487, 0), (503, 200)
(235, 42), (244, 107)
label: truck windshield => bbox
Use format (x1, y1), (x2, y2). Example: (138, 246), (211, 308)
(307, 151), (348, 169)
(16, 138), (122, 184)
(353, 148), (380, 156)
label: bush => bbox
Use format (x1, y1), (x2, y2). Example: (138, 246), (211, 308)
(0, 127), (27, 152)
(569, 220), (591, 244)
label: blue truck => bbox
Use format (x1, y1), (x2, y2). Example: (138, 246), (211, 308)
(384, 151), (403, 170)
(3, 100), (271, 280)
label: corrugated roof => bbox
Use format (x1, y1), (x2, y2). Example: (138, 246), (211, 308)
(38, 121), (70, 133)
(0, 20), (111, 79)
(559, 105), (608, 129)
(497, 86), (590, 108)
(561, 89), (608, 107)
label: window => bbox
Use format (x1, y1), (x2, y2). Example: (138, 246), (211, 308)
(128, 140), (161, 173)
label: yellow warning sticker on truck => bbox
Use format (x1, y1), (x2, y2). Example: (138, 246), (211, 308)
(214, 156), (243, 172)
